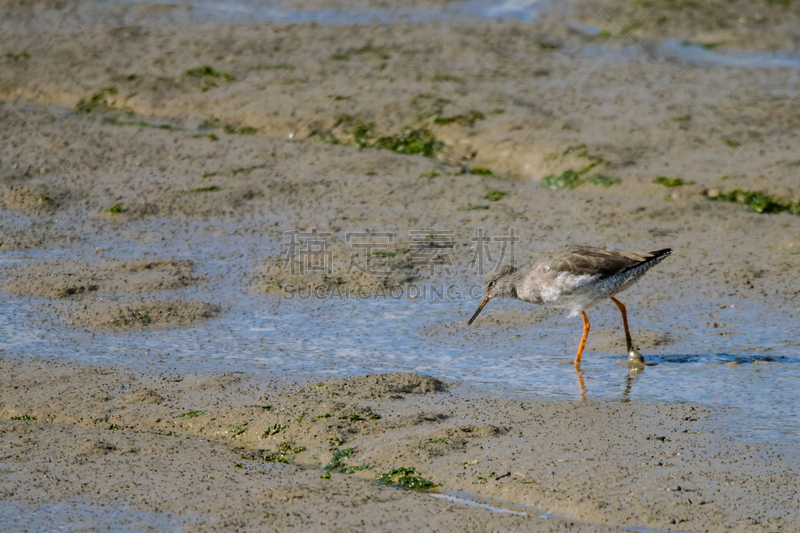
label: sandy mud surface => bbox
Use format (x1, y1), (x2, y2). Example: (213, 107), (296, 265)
(1, 0), (799, 531)
(2, 357), (798, 532)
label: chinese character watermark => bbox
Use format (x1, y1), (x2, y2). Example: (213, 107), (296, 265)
(278, 227), (521, 299)
(469, 227), (519, 275)
(281, 229), (333, 276)
(345, 228), (395, 277)
(409, 228), (455, 276)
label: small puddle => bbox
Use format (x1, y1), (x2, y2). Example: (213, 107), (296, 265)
(431, 492), (535, 517)
(431, 491), (694, 533)
(0, 499), (197, 532)
(106, 0), (548, 24)
(575, 31), (800, 69)
(655, 39), (800, 69)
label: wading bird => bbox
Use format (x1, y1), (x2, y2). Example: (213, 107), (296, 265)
(468, 246), (673, 367)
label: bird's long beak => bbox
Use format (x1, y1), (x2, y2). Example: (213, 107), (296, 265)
(468, 295), (490, 325)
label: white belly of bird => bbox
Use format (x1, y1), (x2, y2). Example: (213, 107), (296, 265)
(539, 272), (604, 316)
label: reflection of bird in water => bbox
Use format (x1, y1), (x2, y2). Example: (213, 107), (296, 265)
(576, 370), (586, 402)
(577, 363), (646, 403)
(621, 365), (644, 402)
(469, 246), (673, 367)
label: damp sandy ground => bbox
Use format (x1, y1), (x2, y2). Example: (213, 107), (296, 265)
(1, 0), (800, 531)
(2, 357), (799, 533)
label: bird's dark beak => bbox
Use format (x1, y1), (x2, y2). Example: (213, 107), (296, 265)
(468, 295), (490, 325)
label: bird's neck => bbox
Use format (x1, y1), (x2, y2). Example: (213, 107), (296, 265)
(507, 268), (524, 300)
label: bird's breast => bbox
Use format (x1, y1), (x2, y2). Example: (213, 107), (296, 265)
(519, 271), (599, 305)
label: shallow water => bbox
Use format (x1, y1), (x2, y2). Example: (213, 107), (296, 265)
(0, 499), (196, 532)
(99, 0), (800, 69)
(2, 220), (798, 442)
(577, 37), (800, 69)
(108, 0), (548, 24)
(432, 492), (695, 533)
(431, 492), (534, 517)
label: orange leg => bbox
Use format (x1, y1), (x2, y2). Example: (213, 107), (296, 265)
(610, 296), (634, 353)
(576, 370), (587, 402)
(574, 311), (590, 367)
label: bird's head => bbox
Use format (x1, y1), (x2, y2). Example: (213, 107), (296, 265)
(468, 265), (518, 325)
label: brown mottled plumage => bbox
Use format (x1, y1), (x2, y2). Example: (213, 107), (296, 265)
(468, 246), (673, 366)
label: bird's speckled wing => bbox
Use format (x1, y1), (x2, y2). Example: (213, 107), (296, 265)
(517, 246), (672, 310)
(534, 246), (662, 280)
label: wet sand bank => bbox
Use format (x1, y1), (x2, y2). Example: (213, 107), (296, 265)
(2, 356), (798, 532)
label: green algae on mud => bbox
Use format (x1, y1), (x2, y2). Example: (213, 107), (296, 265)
(227, 421), (248, 439)
(653, 176), (690, 187)
(537, 41), (560, 50)
(707, 189), (800, 215)
(585, 173), (620, 187)
(264, 423), (287, 437)
(198, 118), (257, 135)
(249, 449), (288, 463)
(75, 87), (117, 114)
(538, 171), (570, 189)
(3, 51), (31, 61)
(224, 125), (257, 135)
(376, 467), (440, 491)
(483, 191), (507, 201)
(372, 127), (444, 157)
(469, 167), (494, 176)
(429, 74), (461, 83)
(350, 121), (374, 147)
(432, 110), (484, 126)
(253, 63), (294, 71)
(185, 66), (234, 81)
(315, 121), (445, 158)
(229, 163), (268, 176)
(11, 414), (37, 421)
(102, 117), (174, 130)
(200, 164), (268, 180)
(541, 150), (618, 190)
(279, 441), (306, 455)
(198, 118), (221, 130)
(325, 448), (372, 474)
(540, 170), (583, 189)
(179, 410), (206, 418)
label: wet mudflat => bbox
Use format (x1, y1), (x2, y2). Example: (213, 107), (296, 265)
(2, 228), (799, 441)
(1, 0), (799, 531)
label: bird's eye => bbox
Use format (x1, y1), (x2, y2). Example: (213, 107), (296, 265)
(488, 281), (495, 288)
